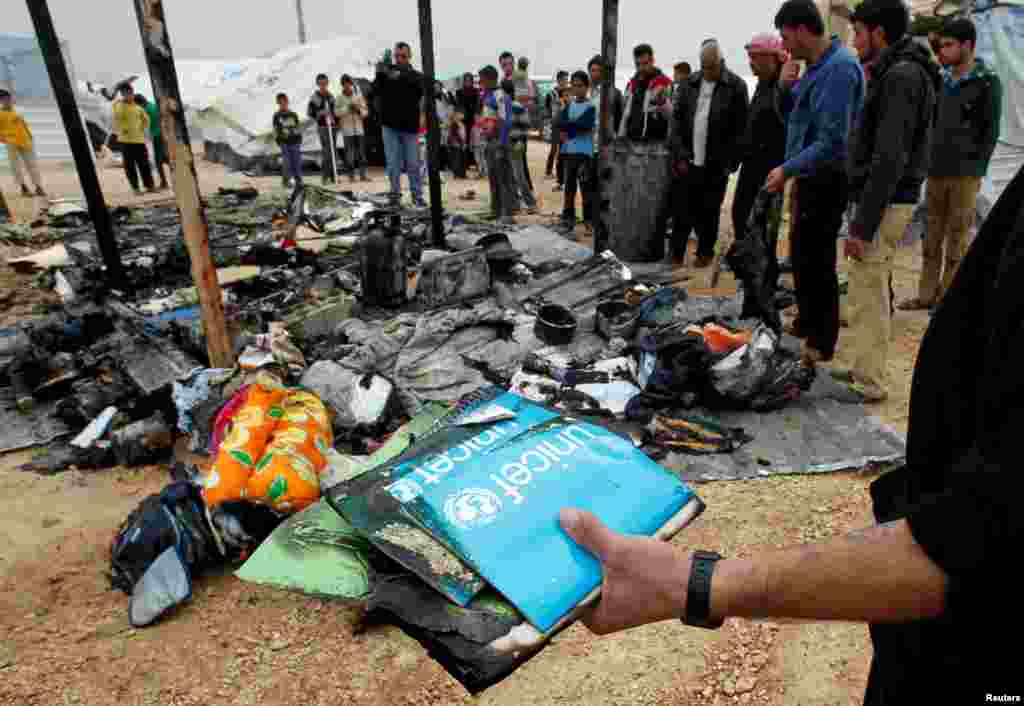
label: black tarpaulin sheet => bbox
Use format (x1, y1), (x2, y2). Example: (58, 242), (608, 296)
(664, 372), (906, 482)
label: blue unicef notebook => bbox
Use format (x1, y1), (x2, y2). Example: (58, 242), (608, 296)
(381, 391), (702, 633)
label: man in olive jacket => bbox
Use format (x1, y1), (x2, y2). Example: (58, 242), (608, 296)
(899, 17), (1002, 312)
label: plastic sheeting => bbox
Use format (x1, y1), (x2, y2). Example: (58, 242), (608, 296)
(129, 36), (376, 159)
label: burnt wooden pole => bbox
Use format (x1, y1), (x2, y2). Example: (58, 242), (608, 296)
(593, 0), (619, 254)
(26, 0), (124, 283)
(296, 0), (308, 44)
(132, 0), (233, 369)
(417, 0), (446, 246)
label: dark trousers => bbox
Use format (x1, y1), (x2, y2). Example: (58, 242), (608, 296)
(318, 125), (338, 181)
(546, 142), (565, 184)
(732, 160), (773, 241)
(486, 144), (518, 218)
(672, 165), (729, 259)
(342, 134), (367, 177)
(122, 142), (154, 191)
(562, 153), (594, 223)
(449, 146), (467, 178)
(152, 136), (169, 186)
(790, 173), (849, 359)
(281, 143), (304, 185)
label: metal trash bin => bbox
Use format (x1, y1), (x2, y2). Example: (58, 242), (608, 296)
(602, 139), (673, 263)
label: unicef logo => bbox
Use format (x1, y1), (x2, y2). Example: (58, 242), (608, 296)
(387, 478), (423, 503)
(444, 488), (503, 531)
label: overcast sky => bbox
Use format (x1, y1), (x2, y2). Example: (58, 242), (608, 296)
(9, 0), (785, 82)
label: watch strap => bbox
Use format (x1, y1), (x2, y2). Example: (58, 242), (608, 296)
(684, 550), (724, 629)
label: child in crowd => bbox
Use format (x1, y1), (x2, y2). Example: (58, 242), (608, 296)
(134, 94), (170, 191)
(479, 66), (519, 223)
(470, 118), (487, 179)
(0, 89), (46, 198)
(448, 111), (468, 179)
(504, 78), (538, 214)
(559, 70), (597, 234)
(113, 84), (156, 195)
(335, 75), (369, 182)
(273, 92), (304, 189)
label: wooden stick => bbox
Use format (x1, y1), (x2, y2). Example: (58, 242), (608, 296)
(132, 0), (233, 368)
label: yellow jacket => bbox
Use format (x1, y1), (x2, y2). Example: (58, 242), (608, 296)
(113, 101), (150, 144)
(0, 109), (33, 150)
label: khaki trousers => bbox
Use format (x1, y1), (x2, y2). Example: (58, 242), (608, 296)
(7, 144), (43, 190)
(920, 176), (982, 304)
(848, 204), (915, 393)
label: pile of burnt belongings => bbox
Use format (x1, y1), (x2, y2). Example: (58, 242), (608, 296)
(311, 386), (704, 693)
(110, 482), (281, 627)
(630, 321), (815, 420)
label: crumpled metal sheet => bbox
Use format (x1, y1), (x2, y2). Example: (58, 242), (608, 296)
(0, 386), (74, 453)
(119, 339), (203, 396)
(664, 373), (906, 482)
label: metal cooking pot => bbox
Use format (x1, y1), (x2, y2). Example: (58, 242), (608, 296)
(535, 304), (577, 346)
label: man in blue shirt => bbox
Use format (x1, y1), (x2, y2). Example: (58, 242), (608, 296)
(766, 0), (865, 366)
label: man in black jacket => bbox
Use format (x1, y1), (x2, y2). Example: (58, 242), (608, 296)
(373, 41), (426, 206)
(671, 40), (750, 267)
(838, 0), (939, 402)
(558, 166), (1024, 706)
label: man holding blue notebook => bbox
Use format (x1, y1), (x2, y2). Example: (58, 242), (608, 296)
(562, 159), (1024, 705)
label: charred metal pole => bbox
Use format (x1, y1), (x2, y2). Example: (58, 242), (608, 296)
(296, 0), (308, 44)
(26, 0), (123, 283)
(417, 0), (445, 246)
(132, 0), (233, 369)
(593, 0), (619, 254)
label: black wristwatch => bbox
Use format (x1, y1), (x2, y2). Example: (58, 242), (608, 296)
(683, 550), (724, 629)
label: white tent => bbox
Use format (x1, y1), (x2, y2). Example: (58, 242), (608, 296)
(972, 0), (1024, 201)
(123, 36), (377, 160)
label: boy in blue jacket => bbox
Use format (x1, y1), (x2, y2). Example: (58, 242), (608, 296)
(559, 71), (597, 234)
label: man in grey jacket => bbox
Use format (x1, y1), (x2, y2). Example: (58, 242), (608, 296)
(839, 0), (939, 402)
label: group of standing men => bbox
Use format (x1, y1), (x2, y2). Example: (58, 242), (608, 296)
(765, 0), (999, 405)
(614, 0), (998, 405)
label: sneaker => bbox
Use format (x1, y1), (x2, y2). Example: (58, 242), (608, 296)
(896, 297), (934, 312)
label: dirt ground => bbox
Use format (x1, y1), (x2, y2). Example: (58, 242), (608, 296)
(0, 142), (934, 706)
